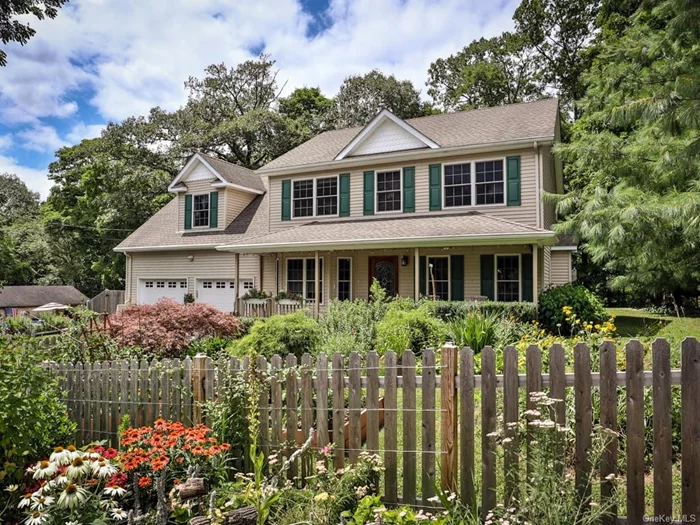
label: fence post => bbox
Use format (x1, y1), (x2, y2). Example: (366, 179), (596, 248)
(193, 353), (207, 425)
(440, 343), (458, 493)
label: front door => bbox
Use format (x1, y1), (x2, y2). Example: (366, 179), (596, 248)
(369, 256), (399, 297)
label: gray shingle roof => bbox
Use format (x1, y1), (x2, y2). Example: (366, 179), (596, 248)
(219, 211), (554, 251)
(115, 192), (270, 250)
(198, 154), (266, 193)
(260, 98), (559, 171)
(0, 286), (87, 308)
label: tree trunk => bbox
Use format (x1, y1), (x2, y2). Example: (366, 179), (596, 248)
(189, 506), (257, 525)
(178, 478), (207, 500)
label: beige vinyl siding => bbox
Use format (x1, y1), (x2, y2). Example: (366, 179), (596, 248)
(268, 148), (539, 232)
(275, 245), (534, 305)
(550, 250), (573, 286)
(543, 246), (552, 288)
(224, 188), (256, 226)
(261, 254), (277, 294)
(177, 180), (224, 232)
(127, 250), (260, 303)
(541, 145), (557, 229)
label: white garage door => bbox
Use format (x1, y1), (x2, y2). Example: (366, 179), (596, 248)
(138, 279), (188, 304)
(196, 279), (254, 312)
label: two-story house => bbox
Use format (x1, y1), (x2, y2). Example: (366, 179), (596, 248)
(114, 98), (576, 315)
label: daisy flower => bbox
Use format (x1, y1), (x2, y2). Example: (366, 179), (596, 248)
(92, 460), (117, 478)
(30, 495), (55, 511)
(31, 460), (57, 480)
(25, 511), (50, 525)
(57, 483), (88, 509)
(110, 508), (128, 521)
(5, 484), (18, 492)
(18, 493), (34, 508)
(50, 446), (71, 466)
(104, 486), (127, 497)
(66, 457), (91, 480)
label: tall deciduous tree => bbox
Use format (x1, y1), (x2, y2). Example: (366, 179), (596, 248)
(331, 69), (432, 128)
(551, 0), (700, 306)
(0, 0), (68, 66)
(0, 173), (40, 226)
(514, 0), (600, 115)
(279, 86), (333, 136)
(427, 32), (544, 111)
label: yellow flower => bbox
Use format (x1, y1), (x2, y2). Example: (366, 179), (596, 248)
(314, 492), (329, 502)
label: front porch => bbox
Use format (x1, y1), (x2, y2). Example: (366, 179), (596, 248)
(235, 244), (546, 318)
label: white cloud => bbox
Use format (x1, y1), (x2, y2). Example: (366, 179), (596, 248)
(1, 0), (519, 194)
(16, 125), (67, 153)
(0, 135), (13, 151)
(0, 155), (52, 198)
(66, 122), (105, 143)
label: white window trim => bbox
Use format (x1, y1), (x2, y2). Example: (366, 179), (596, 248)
(442, 156), (508, 210)
(494, 254), (522, 302)
(375, 170), (403, 214)
(291, 176), (340, 220)
(337, 257), (353, 301)
(425, 255), (450, 300)
(191, 192), (211, 229)
(285, 257), (325, 304)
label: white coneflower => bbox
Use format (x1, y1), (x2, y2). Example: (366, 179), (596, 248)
(18, 493), (34, 508)
(66, 456), (91, 480)
(5, 484), (18, 492)
(50, 446), (71, 466)
(104, 486), (126, 497)
(25, 511), (50, 525)
(92, 460), (117, 478)
(110, 508), (128, 521)
(57, 483), (88, 509)
(30, 495), (55, 511)
(52, 475), (69, 487)
(31, 460), (57, 480)
(66, 521), (81, 525)
(99, 499), (117, 510)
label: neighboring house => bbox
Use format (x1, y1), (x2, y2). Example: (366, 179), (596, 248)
(0, 285), (87, 318)
(115, 98), (576, 314)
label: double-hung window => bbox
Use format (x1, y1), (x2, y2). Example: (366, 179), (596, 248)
(376, 171), (401, 212)
(337, 258), (352, 301)
(444, 164), (471, 208)
(475, 160), (504, 205)
(444, 159), (505, 208)
(426, 256), (450, 300)
(193, 194), (210, 227)
(293, 177), (338, 218)
(496, 255), (520, 302)
(286, 258), (324, 302)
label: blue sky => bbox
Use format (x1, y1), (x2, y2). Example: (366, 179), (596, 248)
(0, 0), (518, 199)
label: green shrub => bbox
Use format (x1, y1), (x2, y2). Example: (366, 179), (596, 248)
(422, 300), (538, 323)
(374, 306), (446, 355)
(228, 311), (321, 359)
(0, 340), (76, 485)
(188, 335), (234, 358)
(320, 299), (376, 357)
(538, 284), (607, 334)
(447, 313), (498, 353)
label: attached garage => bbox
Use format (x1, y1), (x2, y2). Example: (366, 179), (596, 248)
(195, 279), (255, 313)
(138, 279), (188, 304)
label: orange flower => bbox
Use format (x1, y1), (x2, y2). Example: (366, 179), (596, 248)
(138, 476), (153, 488)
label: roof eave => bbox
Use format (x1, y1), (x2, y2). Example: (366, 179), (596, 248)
(258, 136), (555, 177)
(210, 181), (265, 195)
(114, 244), (223, 253)
(216, 231), (556, 254)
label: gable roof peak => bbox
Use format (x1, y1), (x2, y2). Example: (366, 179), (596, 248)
(334, 108), (439, 161)
(168, 153), (265, 194)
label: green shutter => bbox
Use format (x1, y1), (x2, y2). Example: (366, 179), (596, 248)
(184, 194), (192, 230)
(419, 256), (427, 298)
(209, 191), (218, 228)
(480, 254), (495, 300)
(403, 167), (415, 213)
(506, 156), (521, 206)
(339, 173), (350, 216)
(281, 180), (291, 221)
(450, 255), (464, 301)
(521, 253), (533, 302)
(363, 171), (375, 216)
(429, 164), (442, 211)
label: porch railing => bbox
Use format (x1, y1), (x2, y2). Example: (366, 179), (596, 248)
(236, 298), (317, 317)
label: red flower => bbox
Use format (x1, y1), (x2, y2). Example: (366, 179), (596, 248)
(103, 448), (118, 459)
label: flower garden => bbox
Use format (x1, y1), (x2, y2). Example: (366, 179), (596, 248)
(1, 282), (699, 524)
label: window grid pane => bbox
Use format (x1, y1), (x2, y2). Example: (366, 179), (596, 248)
(376, 171), (401, 212)
(316, 177), (338, 216)
(293, 180), (314, 218)
(193, 194), (209, 227)
(496, 256), (520, 302)
(444, 164), (471, 208)
(338, 258), (351, 301)
(287, 258), (323, 302)
(475, 160), (504, 205)
(427, 257), (449, 300)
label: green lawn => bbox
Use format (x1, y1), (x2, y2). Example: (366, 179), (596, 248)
(607, 307), (700, 342)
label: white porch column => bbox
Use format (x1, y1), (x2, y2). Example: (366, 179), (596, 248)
(532, 244), (539, 305)
(234, 252), (240, 315)
(414, 247), (420, 301)
(314, 251), (320, 319)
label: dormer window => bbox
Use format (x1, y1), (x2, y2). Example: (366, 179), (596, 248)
(293, 177), (338, 219)
(193, 194), (210, 227)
